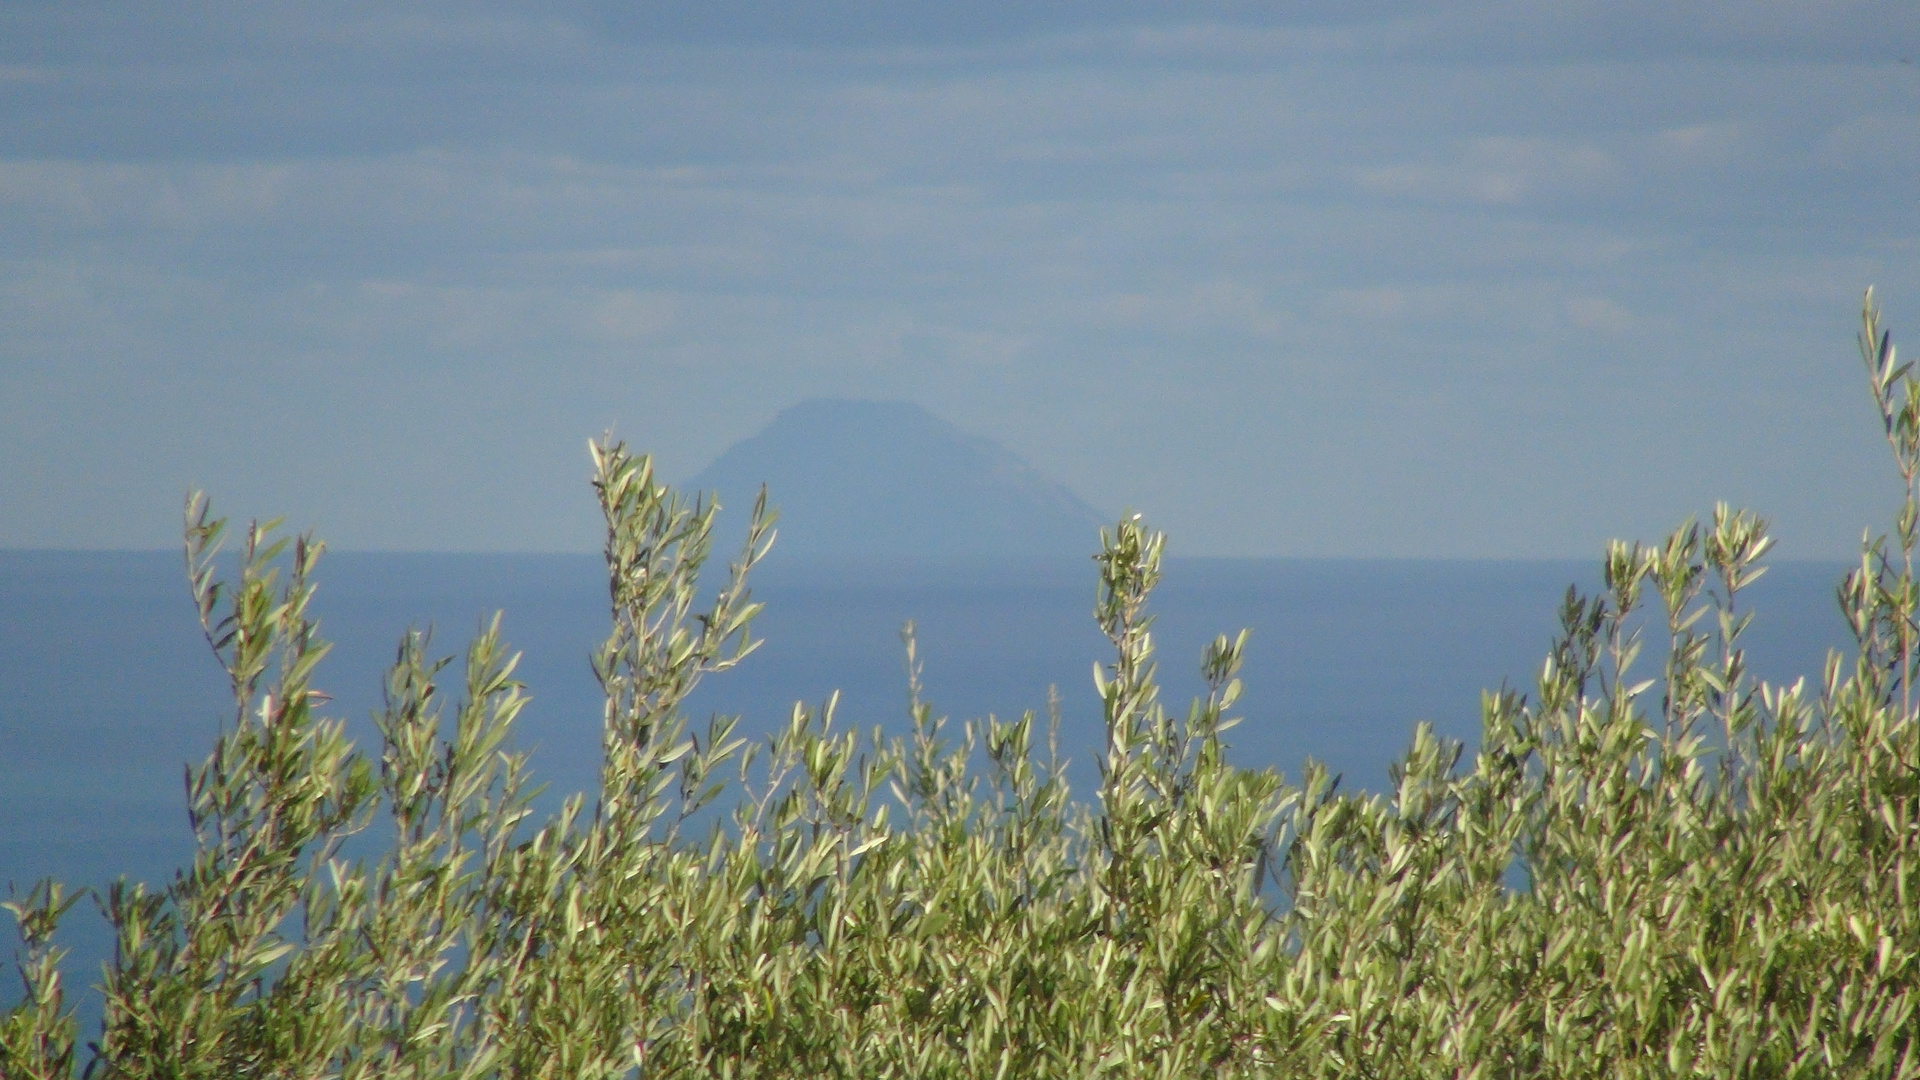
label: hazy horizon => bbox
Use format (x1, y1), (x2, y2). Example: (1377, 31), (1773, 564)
(4, 2), (1918, 558)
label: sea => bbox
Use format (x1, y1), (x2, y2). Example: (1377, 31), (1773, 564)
(0, 549), (1859, 1023)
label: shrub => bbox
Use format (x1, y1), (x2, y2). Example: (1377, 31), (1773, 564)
(6, 292), (1920, 1078)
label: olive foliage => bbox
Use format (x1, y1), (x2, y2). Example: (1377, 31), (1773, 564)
(6, 293), (1920, 1078)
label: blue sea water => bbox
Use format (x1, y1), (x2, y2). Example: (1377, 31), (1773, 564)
(0, 549), (1858, 1024)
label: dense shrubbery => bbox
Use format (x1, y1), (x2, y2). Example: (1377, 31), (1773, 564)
(6, 294), (1920, 1078)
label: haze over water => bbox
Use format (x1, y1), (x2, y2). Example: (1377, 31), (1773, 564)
(3, 548), (1854, 898)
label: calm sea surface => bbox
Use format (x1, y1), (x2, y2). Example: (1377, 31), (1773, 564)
(0, 549), (1856, 1017)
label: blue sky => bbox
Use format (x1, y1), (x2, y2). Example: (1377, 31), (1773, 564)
(3, 1), (1917, 556)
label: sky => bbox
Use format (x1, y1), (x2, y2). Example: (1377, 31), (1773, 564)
(3, 0), (1918, 558)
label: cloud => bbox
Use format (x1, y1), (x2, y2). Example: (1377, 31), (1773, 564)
(1818, 112), (1920, 171)
(1099, 280), (1291, 339)
(1652, 121), (1745, 165)
(1357, 137), (1621, 206)
(1564, 295), (1635, 334)
(586, 290), (680, 342)
(0, 159), (294, 233)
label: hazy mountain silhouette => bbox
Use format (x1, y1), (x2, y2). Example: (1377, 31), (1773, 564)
(684, 399), (1108, 563)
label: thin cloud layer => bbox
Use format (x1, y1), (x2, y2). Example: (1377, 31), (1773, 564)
(2, 2), (1916, 555)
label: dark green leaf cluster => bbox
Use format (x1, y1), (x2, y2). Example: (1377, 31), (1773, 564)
(6, 294), (1920, 1078)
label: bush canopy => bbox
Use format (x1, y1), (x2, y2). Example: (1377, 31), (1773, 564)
(6, 292), (1920, 1078)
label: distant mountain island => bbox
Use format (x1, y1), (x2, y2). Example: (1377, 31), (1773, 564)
(684, 399), (1108, 563)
